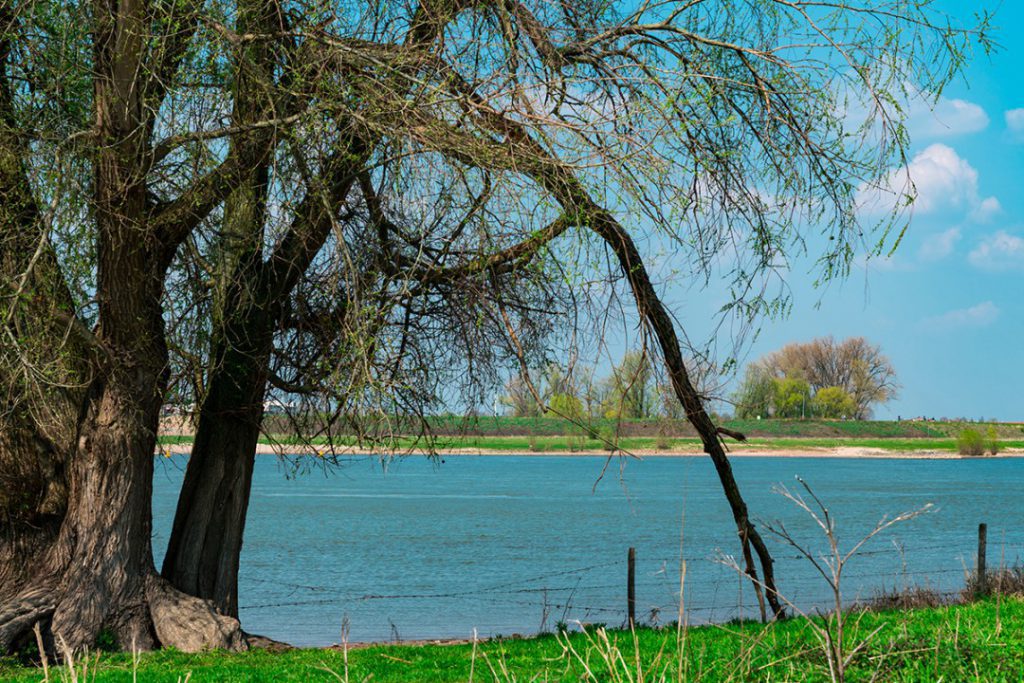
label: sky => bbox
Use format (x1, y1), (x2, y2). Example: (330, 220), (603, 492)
(697, 1), (1024, 421)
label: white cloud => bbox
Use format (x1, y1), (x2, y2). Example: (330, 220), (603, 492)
(968, 231), (1024, 271)
(922, 301), (1000, 330)
(969, 196), (1002, 223)
(919, 227), (961, 261)
(1006, 109), (1024, 142)
(844, 85), (988, 140)
(857, 144), (999, 221)
(908, 95), (989, 138)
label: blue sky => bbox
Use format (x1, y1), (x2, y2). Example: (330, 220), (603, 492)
(716, 2), (1024, 421)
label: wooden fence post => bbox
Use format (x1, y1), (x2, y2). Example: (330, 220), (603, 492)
(627, 547), (636, 628)
(977, 523), (988, 594)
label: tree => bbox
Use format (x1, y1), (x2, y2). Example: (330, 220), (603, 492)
(812, 386), (857, 419)
(1, 0), (987, 651)
(732, 365), (777, 419)
(548, 392), (584, 424)
(759, 337), (899, 419)
(773, 377), (812, 419)
(500, 364), (572, 417)
(602, 351), (655, 420)
(500, 375), (544, 417)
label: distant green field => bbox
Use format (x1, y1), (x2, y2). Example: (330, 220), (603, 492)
(251, 415), (1024, 439)
(158, 417), (1024, 453)
(4, 598), (1023, 681)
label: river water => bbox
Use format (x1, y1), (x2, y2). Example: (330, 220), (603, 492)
(151, 454), (1023, 646)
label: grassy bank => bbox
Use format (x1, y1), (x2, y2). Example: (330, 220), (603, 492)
(158, 417), (1024, 455)
(317, 416), (1024, 440)
(157, 432), (1024, 454)
(4, 598), (1023, 681)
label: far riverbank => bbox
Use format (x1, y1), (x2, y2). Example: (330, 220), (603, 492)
(156, 439), (1024, 459)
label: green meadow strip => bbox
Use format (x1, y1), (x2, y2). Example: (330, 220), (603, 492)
(4, 599), (1023, 682)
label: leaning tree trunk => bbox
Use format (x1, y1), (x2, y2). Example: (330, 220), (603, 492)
(163, 0), (456, 619)
(474, 116), (786, 618)
(162, 318), (272, 618)
(590, 207), (784, 619)
(161, 0), (277, 617)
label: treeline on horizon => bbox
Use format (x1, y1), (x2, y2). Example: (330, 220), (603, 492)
(495, 335), (899, 423)
(226, 334), (1014, 440)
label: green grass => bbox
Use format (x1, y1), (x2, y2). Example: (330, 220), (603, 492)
(4, 599), (1024, 681)
(158, 415), (1024, 454)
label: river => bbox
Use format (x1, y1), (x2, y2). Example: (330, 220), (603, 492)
(151, 454), (1023, 645)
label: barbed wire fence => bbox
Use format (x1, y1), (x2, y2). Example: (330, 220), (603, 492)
(236, 528), (1023, 644)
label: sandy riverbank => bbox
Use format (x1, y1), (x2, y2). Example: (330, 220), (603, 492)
(155, 443), (1024, 460)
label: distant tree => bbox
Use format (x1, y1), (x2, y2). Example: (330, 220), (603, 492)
(500, 375), (543, 418)
(657, 382), (687, 420)
(759, 337), (898, 418)
(539, 364), (571, 404)
(499, 363), (575, 417)
(732, 364), (777, 419)
(811, 386), (858, 419)
(773, 377), (812, 418)
(603, 351), (656, 419)
(548, 392), (584, 424)
(574, 367), (606, 420)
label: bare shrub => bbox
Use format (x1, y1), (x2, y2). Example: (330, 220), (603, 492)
(965, 565), (1024, 599)
(864, 585), (952, 611)
(721, 478), (933, 683)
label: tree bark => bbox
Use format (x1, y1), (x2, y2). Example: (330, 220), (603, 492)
(162, 319), (272, 618)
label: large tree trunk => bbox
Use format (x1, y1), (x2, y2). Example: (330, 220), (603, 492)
(47, 351), (245, 652)
(2, 0), (246, 652)
(50, 369), (164, 649)
(0, 255), (247, 654)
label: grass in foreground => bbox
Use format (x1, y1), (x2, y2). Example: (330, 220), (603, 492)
(4, 598), (1023, 682)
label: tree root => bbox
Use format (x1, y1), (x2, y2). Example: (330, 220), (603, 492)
(0, 587), (56, 654)
(1, 574), (248, 656)
(146, 575), (248, 653)
(243, 631), (294, 652)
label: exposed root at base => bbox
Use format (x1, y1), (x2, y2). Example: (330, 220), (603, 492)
(147, 575), (247, 653)
(2, 574), (248, 656)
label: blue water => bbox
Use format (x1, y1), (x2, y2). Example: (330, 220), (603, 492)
(151, 454), (1024, 646)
